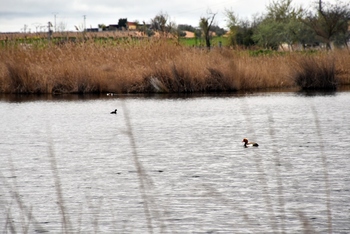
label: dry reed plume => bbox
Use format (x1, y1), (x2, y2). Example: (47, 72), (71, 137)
(0, 39), (349, 94)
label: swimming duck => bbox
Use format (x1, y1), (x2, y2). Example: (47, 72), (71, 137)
(242, 138), (259, 147)
(110, 109), (117, 114)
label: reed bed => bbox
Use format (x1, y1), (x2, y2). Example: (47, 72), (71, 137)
(292, 55), (337, 90)
(0, 39), (349, 94)
(0, 31), (144, 42)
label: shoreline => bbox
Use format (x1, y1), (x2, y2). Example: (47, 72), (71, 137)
(2, 86), (350, 103)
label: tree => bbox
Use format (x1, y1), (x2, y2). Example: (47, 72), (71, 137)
(118, 18), (128, 30)
(224, 9), (258, 47)
(265, 0), (302, 22)
(178, 24), (197, 32)
(138, 21), (154, 37)
(236, 20), (255, 47)
(289, 19), (318, 49)
(98, 24), (107, 31)
(150, 12), (170, 37)
(334, 20), (350, 50)
(210, 25), (226, 37)
(224, 9), (240, 46)
(199, 11), (217, 49)
(253, 19), (285, 49)
(253, 0), (304, 50)
(134, 20), (140, 29)
(302, 0), (350, 49)
(167, 21), (182, 43)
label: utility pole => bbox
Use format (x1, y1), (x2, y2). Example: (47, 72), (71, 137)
(318, 0), (322, 12)
(53, 12), (58, 32)
(83, 15), (86, 31)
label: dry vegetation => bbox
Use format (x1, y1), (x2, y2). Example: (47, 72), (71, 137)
(0, 38), (349, 94)
(0, 31), (145, 41)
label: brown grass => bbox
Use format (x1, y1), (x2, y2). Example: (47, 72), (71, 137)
(0, 39), (349, 94)
(0, 31), (145, 41)
(291, 53), (337, 90)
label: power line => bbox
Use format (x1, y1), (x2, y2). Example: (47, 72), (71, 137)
(175, 0), (241, 15)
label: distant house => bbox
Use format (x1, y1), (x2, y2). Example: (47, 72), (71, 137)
(103, 22), (139, 31)
(183, 31), (195, 38)
(127, 22), (138, 30)
(107, 24), (120, 31)
(86, 28), (99, 32)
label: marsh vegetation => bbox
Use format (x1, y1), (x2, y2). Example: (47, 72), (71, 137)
(0, 39), (349, 94)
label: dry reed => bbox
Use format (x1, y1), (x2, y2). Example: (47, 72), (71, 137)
(0, 39), (349, 94)
(291, 53), (337, 90)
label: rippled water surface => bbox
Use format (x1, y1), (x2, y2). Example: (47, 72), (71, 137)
(1, 91), (350, 233)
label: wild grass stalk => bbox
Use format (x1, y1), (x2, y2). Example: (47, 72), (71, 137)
(47, 135), (72, 233)
(239, 100), (281, 231)
(311, 106), (332, 233)
(0, 39), (349, 94)
(120, 100), (157, 233)
(0, 159), (47, 233)
(121, 96), (178, 232)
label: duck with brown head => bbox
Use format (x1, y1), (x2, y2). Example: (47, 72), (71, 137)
(242, 138), (259, 147)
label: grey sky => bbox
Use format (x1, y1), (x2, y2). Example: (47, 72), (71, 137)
(0, 0), (334, 33)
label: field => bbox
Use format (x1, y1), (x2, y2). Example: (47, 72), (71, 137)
(0, 33), (349, 94)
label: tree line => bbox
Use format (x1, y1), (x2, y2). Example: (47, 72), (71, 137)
(94, 0), (349, 50)
(225, 0), (350, 50)
(145, 0), (349, 50)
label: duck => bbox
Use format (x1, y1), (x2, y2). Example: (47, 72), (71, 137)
(110, 109), (117, 114)
(242, 138), (259, 147)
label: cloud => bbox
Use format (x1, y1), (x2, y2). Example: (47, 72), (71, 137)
(1, 0), (230, 31)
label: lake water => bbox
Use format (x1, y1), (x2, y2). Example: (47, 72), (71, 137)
(0, 90), (349, 233)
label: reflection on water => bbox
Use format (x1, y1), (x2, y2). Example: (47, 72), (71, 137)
(296, 90), (337, 97)
(0, 90), (350, 233)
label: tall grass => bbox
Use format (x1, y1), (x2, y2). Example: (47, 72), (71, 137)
(0, 39), (349, 94)
(292, 54), (337, 90)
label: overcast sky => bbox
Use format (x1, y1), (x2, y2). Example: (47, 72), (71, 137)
(0, 0), (336, 33)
